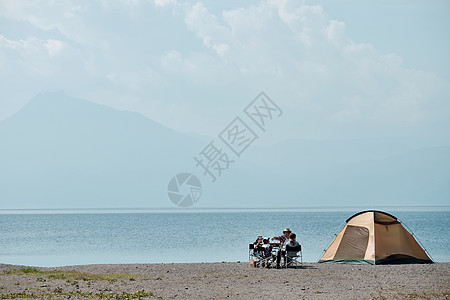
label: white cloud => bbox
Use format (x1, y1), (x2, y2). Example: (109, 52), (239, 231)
(159, 49), (224, 84)
(327, 20), (347, 46)
(154, 0), (174, 7)
(45, 40), (65, 56)
(0, 0), (447, 140)
(183, 2), (232, 57)
(0, 34), (38, 52)
(212, 43), (229, 57)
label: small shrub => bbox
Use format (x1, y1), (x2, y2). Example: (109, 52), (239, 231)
(3, 269), (135, 281)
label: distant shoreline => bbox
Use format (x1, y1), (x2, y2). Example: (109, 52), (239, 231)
(1, 262), (449, 299)
(1, 206), (450, 214)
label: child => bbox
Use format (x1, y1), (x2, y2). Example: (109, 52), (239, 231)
(253, 236), (265, 253)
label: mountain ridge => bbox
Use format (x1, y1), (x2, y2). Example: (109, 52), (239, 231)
(1, 92), (449, 208)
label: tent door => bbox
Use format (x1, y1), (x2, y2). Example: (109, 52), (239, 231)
(334, 225), (369, 260)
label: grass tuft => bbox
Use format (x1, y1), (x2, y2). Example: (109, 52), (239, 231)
(2, 268), (136, 281)
(1, 292), (37, 299)
(0, 289), (162, 299)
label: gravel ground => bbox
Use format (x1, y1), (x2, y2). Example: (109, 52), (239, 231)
(0, 262), (448, 299)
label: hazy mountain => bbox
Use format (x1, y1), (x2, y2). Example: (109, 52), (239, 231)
(0, 91), (203, 208)
(0, 92), (449, 208)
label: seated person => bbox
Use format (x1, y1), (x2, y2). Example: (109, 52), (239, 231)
(254, 236), (272, 258)
(271, 227), (291, 246)
(253, 236), (265, 254)
(285, 233), (301, 259)
(262, 238), (273, 258)
(272, 228), (291, 268)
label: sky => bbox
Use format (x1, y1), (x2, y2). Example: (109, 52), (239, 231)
(1, 0), (449, 144)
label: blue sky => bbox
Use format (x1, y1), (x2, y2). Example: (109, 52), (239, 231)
(1, 0), (449, 143)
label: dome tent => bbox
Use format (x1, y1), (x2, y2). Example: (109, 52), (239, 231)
(319, 210), (433, 265)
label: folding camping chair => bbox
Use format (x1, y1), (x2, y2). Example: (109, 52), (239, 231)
(249, 243), (273, 268)
(284, 244), (302, 268)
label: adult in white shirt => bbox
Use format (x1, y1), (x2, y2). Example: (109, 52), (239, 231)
(285, 233), (301, 257)
(283, 233), (301, 267)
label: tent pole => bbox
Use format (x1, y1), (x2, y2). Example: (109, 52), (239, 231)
(373, 211), (376, 266)
(317, 220), (345, 262)
(400, 220), (435, 262)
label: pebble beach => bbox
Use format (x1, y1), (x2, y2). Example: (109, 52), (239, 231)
(0, 262), (448, 299)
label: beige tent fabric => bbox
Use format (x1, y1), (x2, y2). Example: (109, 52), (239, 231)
(347, 211), (375, 261)
(374, 223), (430, 261)
(373, 211), (397, 224)
(320, 227), (345, 261)
(334, 225), (369, 260)
(319, 211), (432, 264)
(321, 212), (375, 261)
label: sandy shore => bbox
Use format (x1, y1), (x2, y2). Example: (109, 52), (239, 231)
(0, 262), (448, 299)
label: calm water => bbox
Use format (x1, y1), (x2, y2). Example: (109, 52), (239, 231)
(0, 209), (449, 267)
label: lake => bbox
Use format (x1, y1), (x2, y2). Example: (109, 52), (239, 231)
(0, 207), (448, 267)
